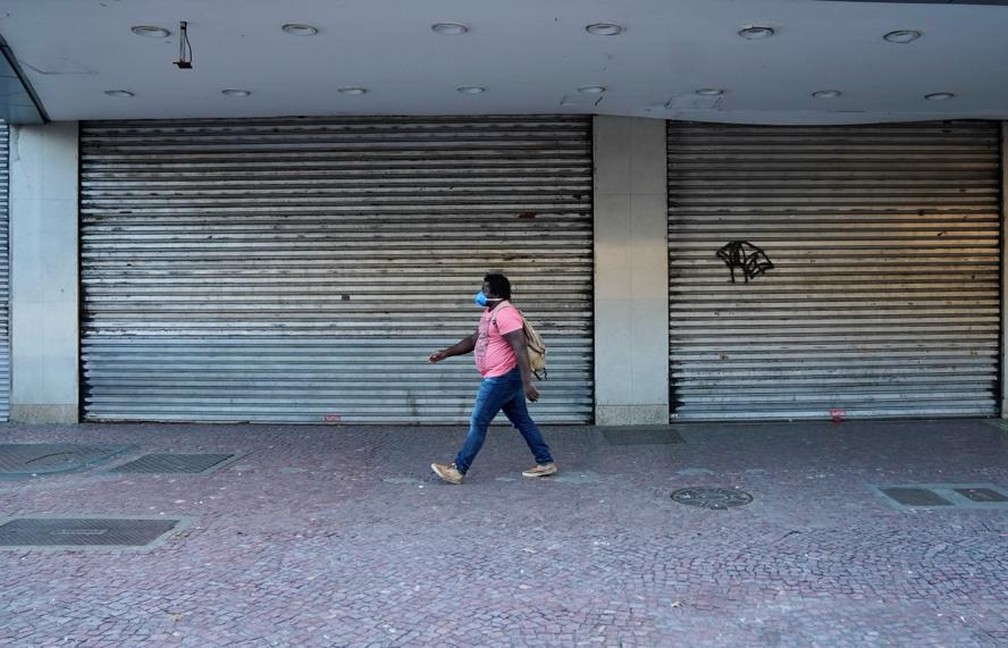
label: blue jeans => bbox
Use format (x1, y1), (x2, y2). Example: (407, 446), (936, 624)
(454, 368), (554, 474)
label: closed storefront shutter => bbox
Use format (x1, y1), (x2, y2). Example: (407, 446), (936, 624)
(80, 116), (592, 424)
(0, 121), (9, 421)
(668, 121), (1001, 420)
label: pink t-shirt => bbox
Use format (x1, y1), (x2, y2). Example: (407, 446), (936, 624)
(474, 302), (523, 377)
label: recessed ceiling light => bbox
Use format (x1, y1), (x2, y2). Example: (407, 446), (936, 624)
(883, 29), (922, 44)
(457, 85), (486, 94)
(812, 90), (842, 99)
(738, 26), (775, 40)
(695, 88), (724, 96)
(221, 89), (251, 97)
(432, 22), (469, 35)
(103, 90), (134, 98)
(337, 87), (367, 95)
(925, 92), (955, 101)
(577, 85), (606, 95)
(282, 23), (319, 36)
(130, 25), (170, 38)
(585, 23), (623, 36)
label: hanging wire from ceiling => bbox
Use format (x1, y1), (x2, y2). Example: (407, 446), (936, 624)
(174, 21), (193, 69)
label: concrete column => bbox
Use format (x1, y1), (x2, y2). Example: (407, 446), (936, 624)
(9, 122), (79, 423)
(593, 116), (669, 425)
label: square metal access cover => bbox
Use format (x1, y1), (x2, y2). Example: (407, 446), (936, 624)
(876, 483), (1008, 510)
(0, 517), (188, 551)
(108, 453), (235, 475)
(0, 444), (132, 478)
(880, 487), (953, 507)
(601, 426), (685, 445)
(955, 488), (1008, 503)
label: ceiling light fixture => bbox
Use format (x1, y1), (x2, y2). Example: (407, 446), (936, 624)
(337, 87), (367, 95)
(694, 88), (724, 96)
(103, 90), (135, 98)
(131, 25), (170, 38)
(883, 29), (922, 44)
(432, 22), (469, 35)
(577, 85), (606, 94)
(812, 89), (842, 99)
(221, 89), (251, 97)
(738, 25), (775, 40)
(925, 92), (955, 101)
(585, 23), (623, 36)
(282, 23), (319, 36)
(456, 85), (486, 94)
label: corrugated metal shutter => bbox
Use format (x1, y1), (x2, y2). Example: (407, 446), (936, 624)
(0, 121), (9, 421)
(668, 121), (1001, 421)
(80, 116), (593, 424)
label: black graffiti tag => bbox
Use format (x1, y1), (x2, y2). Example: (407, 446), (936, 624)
(716, 241), (773, 283)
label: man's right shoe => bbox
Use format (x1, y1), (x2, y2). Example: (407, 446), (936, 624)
(431, 462), (463, 485)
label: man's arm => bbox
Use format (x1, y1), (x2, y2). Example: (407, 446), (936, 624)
(503, 330), (540, 403)
(428, 331), (478, 363)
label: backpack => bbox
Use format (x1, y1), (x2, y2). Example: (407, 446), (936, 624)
(493, 306), (548, 380)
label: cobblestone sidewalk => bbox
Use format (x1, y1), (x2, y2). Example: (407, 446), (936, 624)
(0, 419), (1006, 647)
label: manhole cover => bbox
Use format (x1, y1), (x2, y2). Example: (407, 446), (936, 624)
(108, 453), (235, 474)
(671, 487), (753, 510)
(0, 444), (132, 478)
(0, 517), (185, 549)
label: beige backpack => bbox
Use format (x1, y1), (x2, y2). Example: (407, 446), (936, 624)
(493, 306), (548, 380)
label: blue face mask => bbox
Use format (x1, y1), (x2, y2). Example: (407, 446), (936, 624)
(474, 291), (503, 307)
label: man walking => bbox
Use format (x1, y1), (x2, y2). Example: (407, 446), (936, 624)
(428, 273), (557, 484)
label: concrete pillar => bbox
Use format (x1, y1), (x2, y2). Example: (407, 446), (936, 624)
(593, 116), (669, 425)
(9, 122), (79, 423)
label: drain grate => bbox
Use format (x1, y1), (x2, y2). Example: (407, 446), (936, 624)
(108, 453), (235, 475)
(876, 483), (1008, 510)
(672, 487), (753, 510)
(0, 517), (186, 550)
(881, 487), (953, 507)
(0, 444), (132, 478)
(602, 427), (685, 446)
(955, 487), (1008, 503)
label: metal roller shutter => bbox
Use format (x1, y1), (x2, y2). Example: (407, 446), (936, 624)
(0, 121), (9, 421)
(80, 116), (593, 424)
(668, 120), (1001, 421)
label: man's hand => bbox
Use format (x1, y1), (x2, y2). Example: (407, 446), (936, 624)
(524, 382), (540, 402)
(429, 333), (477, 364)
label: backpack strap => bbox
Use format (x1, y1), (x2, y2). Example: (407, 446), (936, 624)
(490, 302), (521, 331)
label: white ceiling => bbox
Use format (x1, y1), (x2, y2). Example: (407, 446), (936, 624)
(2, 0), (1008, 125)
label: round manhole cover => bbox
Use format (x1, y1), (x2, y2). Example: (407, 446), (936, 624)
(671, 487), (753, 510)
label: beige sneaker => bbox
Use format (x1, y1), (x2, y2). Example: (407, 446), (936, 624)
(522, 463), (558, 478)
(431, 462), (463, 485)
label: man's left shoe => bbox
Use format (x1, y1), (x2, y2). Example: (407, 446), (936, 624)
(522, 462), (558, 478)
